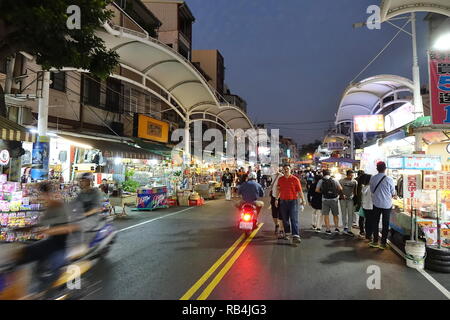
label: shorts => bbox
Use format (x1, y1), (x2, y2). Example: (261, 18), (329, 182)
(270, 195), (281, 219)
(322, 199), (339, 216)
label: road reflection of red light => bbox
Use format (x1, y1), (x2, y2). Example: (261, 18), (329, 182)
(213, 239), (271, 300)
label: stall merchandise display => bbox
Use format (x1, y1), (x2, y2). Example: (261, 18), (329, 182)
(136, 186), (168, 211)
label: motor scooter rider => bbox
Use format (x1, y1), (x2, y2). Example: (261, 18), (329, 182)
(237, 172), (265, 220)
(14, 182), (80, 296)
(70, 173), (103, 246)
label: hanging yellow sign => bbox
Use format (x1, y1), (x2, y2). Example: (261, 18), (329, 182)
(137, 115), (169, 143)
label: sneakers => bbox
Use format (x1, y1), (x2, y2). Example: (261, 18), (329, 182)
(325, 229), (332, 235)
(346, 231), (355, 237)
(312, 224), (317, 230)
(378, 243), (389, 250)
(292, 236), (301, 243)
(368, 242), (379, 248)
(334, 228), (340, 234)
(277, 230), (285, 239)
(315, 228), (321, 233)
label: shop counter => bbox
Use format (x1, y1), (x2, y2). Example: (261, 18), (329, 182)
(135, 186), (168, 211)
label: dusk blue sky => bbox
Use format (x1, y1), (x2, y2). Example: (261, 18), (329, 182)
(186, 0), (430, 145)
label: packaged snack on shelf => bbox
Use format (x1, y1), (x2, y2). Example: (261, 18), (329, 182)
(423, 227), (438, 246)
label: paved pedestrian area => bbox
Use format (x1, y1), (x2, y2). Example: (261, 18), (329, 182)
(84, 197), (450, 300)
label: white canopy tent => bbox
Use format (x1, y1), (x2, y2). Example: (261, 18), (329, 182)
(380, 0), (450, 21)
(336, 75), (414, 125)
(100, 23), (254, 132)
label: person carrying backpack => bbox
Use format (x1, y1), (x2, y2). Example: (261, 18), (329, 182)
(316, 169), (343, 235)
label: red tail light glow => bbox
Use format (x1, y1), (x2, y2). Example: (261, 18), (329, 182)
(243, 214), (252, 222)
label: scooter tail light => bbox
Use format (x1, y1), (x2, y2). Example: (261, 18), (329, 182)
(243, 214), (252, 222)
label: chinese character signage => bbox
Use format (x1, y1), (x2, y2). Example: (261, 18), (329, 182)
(404, 156), (441, 170)
(423, 171), (450, 190)
(353, 115), (384, 133)
(429, 51), (450, 125)
(327, 142), (344, 150)
(135, 114), (169, 143)
(404, 174), (421, 198)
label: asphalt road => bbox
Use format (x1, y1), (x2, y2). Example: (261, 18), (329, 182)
(83, 195), (450, 300)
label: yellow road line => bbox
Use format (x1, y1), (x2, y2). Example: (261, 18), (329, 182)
(179, 233), (246, 300)
(197, 223), (264, 300)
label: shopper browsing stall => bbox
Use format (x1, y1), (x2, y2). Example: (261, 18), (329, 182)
(369, 162), (397, 250)
(339, 170), (358, 236)
(316, 169), (343, 235)
(360, 174), (373, 241)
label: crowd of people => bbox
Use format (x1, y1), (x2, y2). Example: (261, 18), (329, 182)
(226, 161), (397, 250)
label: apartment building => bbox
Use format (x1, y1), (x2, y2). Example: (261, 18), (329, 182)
(192, 50), (225, 96)
(141, 0), (195, 60)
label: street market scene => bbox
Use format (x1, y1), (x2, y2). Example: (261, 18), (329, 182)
(1, 0), (450, 304)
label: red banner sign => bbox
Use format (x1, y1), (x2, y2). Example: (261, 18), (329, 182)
(429, 51), (450, 125)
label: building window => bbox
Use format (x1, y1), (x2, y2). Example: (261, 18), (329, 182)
(83, 75), (101, 107)
(0, 59), (7, 74)
(50, 72), (66, 92)
(105, 77), (122, 113)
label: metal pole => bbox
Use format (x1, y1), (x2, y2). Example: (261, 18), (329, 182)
(411, 13), (424, 119)
(37, 71), (50, 136)
(184, 117), (191, 166)
(350, 121), (355, 159)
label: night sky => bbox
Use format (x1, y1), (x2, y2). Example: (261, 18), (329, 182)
(186, 0), (430, 145)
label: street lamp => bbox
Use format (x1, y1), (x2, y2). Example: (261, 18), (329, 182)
(433, 33), (450, 51)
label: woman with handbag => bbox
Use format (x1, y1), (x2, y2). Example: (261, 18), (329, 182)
(360, 174), (373, 241)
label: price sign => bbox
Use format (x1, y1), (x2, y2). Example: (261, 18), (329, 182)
(404, 174), (421, 198)
(0, 150), (10, 166)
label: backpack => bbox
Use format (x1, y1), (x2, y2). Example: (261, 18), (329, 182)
(321, 178), (338, 199)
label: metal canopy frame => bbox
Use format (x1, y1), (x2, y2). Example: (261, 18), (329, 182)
(335, 75), (414, 125)
(380, 0), (450, 21)
(100, 22), (254, 132)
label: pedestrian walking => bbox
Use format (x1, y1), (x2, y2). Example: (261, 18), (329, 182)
(316, 169), (343, 235)
(369, 162), (397, 250)
(269, 168), (284, 237)
(339, 170), (358, 236)
(360, 174), (373, 241)
(222, 168), (234, 201)
(306, 170), (315, 192)
(275, 165), (305, 244)
(308, 174), (323, 232)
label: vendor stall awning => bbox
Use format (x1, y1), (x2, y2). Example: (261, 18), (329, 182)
(58, 134), (154, 160)
(133, 138), (173, 158)
(0, 116), (36, 143)
(320, 157), (360, 164)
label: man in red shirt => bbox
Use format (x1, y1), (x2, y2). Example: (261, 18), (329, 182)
(276, 164), (306, 243)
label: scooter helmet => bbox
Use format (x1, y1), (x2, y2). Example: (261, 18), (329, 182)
(77, 172), (94, 181)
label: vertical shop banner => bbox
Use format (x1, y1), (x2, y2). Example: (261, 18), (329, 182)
(31, 137), (50, 181)
(404, 174), (421, 198)
(429, 51), (450, 125)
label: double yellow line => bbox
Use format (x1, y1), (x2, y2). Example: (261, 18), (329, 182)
(180, 223), (263, 300)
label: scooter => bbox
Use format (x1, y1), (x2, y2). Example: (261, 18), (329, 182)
(238, 203), (259, 237)
(0, 213), (118, 300)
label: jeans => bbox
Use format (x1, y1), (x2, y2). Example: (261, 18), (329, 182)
(340, 199), (354, 230)
(280, 199), (300, 237)
(372, 206), (391, 245)
(224, 186), (231, 200)
(364, 209), (374, 240)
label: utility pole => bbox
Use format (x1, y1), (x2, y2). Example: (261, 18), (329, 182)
(411, 12), (424, 120)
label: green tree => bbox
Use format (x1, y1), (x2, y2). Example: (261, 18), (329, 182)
(299, 140), (322, 159)
(0, 0), (119, 116)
